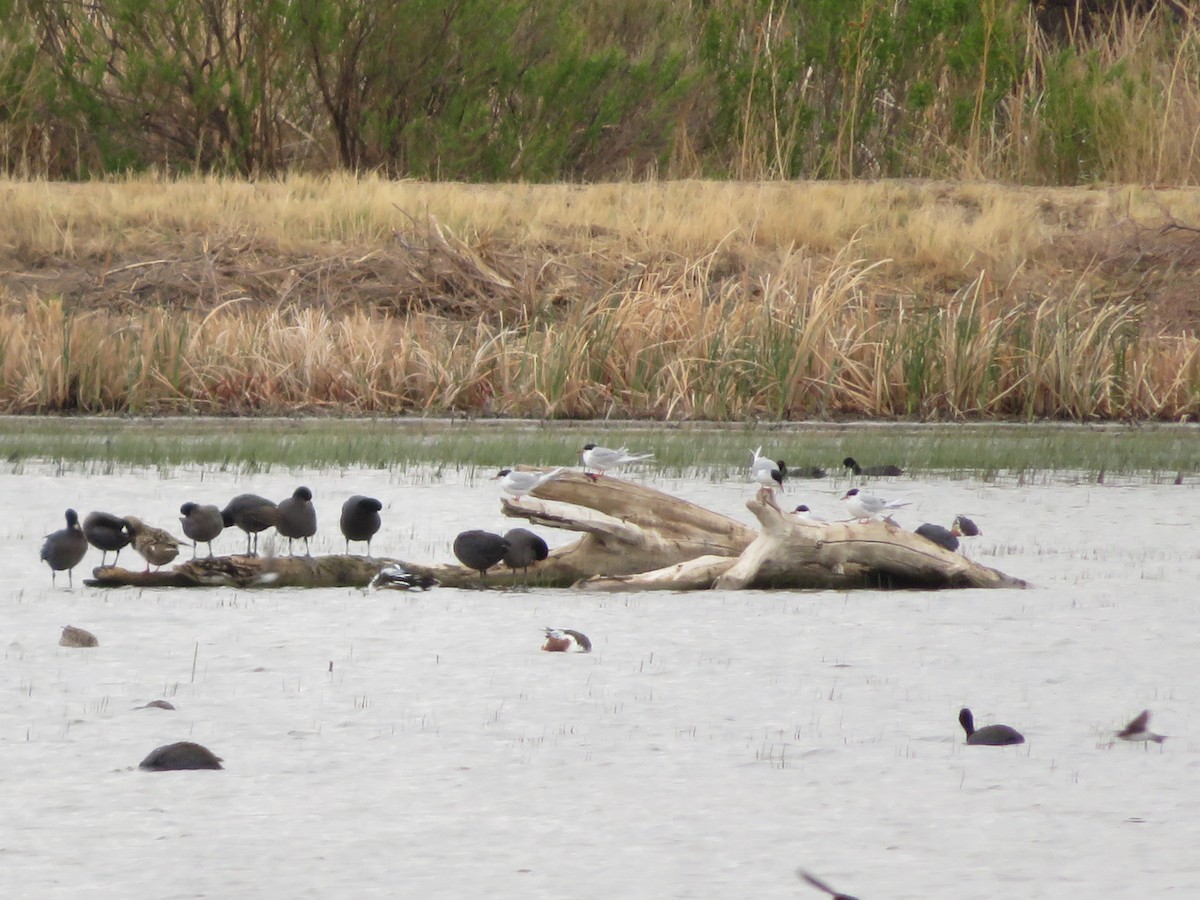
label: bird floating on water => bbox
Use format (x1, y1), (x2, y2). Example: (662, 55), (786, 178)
(843, 456), (903, 477)
(542, 627), (592, 652)
(959, 707), (1025, 746)
(139, 741), (224, 771)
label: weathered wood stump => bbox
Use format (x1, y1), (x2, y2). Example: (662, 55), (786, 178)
(402, 470), (755, 589)
(581, 488), (1026, 591)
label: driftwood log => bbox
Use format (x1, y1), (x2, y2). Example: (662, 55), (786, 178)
(582, 488), (1026, 591)
(83, 474), (1026, 592)
(84, 554), (394, 589)
(404, 470), (756, 588)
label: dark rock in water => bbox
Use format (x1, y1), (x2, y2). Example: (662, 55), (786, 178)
(59, 625), (99, 648)
(139, 741), (223, 770)
(137, 700), (177, 711)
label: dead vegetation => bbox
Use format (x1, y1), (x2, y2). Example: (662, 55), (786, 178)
(1, 176), (1199, 420)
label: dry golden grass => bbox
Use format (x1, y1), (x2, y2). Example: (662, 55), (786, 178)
(2, 175), (1199, 420)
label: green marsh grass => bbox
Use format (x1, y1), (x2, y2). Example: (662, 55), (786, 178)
(0, 418), (1192, 482)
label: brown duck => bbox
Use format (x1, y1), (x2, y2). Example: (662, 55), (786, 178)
(123, 516), (186, 572)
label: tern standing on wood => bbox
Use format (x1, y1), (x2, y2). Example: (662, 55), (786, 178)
(578, 443), (654, 479)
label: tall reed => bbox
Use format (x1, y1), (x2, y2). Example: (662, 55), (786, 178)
(1, 245), (1195, 421)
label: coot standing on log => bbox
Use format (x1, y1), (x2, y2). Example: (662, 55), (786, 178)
(41, 509), (89, 587)
(340, 495), (382, 556)
(179, 502), (224, 557)
(221, 494), (279, 555)
(277, 487), (318, 556)
(453, 530), (510, 583)
(915, 523), (959, 552)
(83, 511), (133, 567)
(959, 707), (1025, 746)
(502, 527), (549, 576)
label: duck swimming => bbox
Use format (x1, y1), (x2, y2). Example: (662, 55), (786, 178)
(959, 707), (1025, 746)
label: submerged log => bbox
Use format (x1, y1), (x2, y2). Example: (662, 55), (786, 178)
(582, 488), (1027, 591)
(85, 554), (396, 589)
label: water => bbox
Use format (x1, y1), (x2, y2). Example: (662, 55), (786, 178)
(4, 464), (1197, 898)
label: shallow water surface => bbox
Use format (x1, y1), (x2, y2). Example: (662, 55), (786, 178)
(5, 465), (1198, 898)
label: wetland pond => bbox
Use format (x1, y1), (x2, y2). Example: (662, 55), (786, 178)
(3, 444), (1198, 899)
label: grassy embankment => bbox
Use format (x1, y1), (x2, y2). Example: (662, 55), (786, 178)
(2, 177), (1200, 422)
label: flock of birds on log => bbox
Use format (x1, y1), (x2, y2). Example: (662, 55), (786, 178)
(38, 442), (982, 589)
(38, 490), (387, 586)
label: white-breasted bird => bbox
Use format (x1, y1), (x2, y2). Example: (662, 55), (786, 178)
(493, 466), (565, 499)
(841, 487), (910, 521)
(542, 627), (592, 652)
(750, 446), (786, 492)
(952, 514), (981, 537)
(1116, 709), (1166, 745)
(792, 504), (827, 524)
(578, 443), (653, 478)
